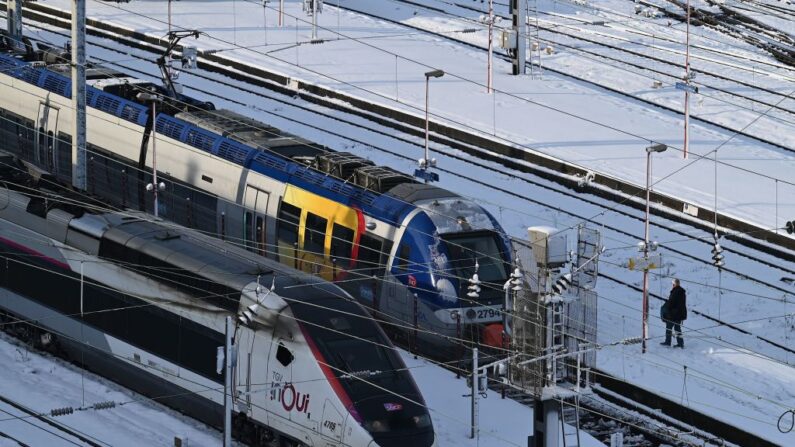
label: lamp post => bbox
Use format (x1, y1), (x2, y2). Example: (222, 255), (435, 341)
(136, 91), (164, 217)
(419, 69), (444, 184)
(642, 143), (667, 353)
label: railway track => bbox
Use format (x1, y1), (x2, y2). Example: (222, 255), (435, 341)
(12, 0), (795, 259)
(384, 0), (795, 141)
(18, 9), (795, 358)
(643, 0), (795, 66)
(0, 384), (105, 447)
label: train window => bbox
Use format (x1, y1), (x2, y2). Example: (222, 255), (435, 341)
(276, 343), (294, 367)
(304, 213), (327, 255)
(330, 224), (354, 263)
(256, 216), (265, 254)
(277, 202), (300, 246)
(357, 235), (382, 277)
(244, 211), (253, 246)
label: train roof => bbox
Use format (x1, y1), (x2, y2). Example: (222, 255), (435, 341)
(0, 49), (498, 230)
(97, 212), (346, 304)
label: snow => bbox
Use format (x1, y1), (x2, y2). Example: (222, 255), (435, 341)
(5, 0), (795, 445)
(0, 333), (223, 447)
(0, 330), (606, 446)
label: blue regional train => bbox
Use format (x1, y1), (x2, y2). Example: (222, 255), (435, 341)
(0, 33), (513, 355)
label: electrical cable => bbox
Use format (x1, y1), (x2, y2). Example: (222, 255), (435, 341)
(0, 33), (788, 312)
(6, 7), (795, 440)
(1, 84), (788, 378)
(85, 0), (795, 191)
(6, 17), (795, 298)
(6, 7), (795, 396)
(0, 189), (788, 444)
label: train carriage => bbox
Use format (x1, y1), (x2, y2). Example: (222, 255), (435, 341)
(0, 156), (434, 446)
(0, 36), (513, 358)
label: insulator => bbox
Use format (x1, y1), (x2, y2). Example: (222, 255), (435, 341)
(92, 401), (116, 411)
(50, 407), (74, 417)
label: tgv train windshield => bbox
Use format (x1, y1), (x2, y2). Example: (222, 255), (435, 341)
(291, 297), (433, 446)
(442, 232), (508, 284)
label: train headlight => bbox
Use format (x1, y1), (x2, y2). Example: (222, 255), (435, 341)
(365, 419), (390, 433)
(412, 414), (432, 428)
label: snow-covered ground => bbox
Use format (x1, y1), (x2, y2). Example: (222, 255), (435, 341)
(0, 333), (223, 447)
(4, 0), (795, 445)
(0, 331), (606, 446)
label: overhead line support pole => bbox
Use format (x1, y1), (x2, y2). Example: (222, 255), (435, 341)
(487, 0), (493, 93)
(72, 0), (87, 191)
(684, 0), (691, 159)
(642, 150), (651, 353)
(7, 0), (23, 38)
(470, 347), (479, 439)
(224, 316), (233, 446)
(511, 0), (527, 75)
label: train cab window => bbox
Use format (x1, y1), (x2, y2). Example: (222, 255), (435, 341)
(277, 202), (301, 246)
(276, 343), (294, 367)
(330, 224), (354, 263)
(304, 213), (327, 255)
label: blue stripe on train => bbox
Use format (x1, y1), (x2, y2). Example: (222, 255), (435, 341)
(0, 53), (149, 126)
(0, 53), (413, 223)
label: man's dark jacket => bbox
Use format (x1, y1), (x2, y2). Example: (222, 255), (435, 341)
(662, 286), (687, 321)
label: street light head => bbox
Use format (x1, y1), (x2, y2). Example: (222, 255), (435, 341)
(136, 91), (162, 103)
(646, 143), (667, 153)
(425, 69), (445, 79)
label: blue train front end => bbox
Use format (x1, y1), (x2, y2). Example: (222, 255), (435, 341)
(385, 193), (513, 358)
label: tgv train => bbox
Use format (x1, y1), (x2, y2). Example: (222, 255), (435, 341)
(0, 155), (434, 447)
(0, 35), (513, 354)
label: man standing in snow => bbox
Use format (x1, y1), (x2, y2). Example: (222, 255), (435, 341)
(660, 278), (687, 348)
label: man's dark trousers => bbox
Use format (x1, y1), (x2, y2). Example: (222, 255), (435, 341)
(664, 320), (683, 347)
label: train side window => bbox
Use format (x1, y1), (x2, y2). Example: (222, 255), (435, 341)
(276, 343), (294, 367)
(244, 211), (253, 246)
(330, 224), (354, 262)
(256, 216), (265, 252)
(358, 234), (382, 277)
(277, 202), (301, 246)
(304, 213), (327, 255)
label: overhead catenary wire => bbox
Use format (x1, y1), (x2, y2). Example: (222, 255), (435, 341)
(0, 56), (788, 374)
(0, 107), (788, 378)
(81, 0), (795, 192)
(7, 0), (795, 272)
(0, 183), (788, 444)
(7, 0), (795, 394)
(6, 16), (795, 298)
(1, 3), (795, 440)
(0, 253), (775, 445)
(1, 28), (788, 312)
(0, 185), (788, 412)
(52, 0), (795, 272)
